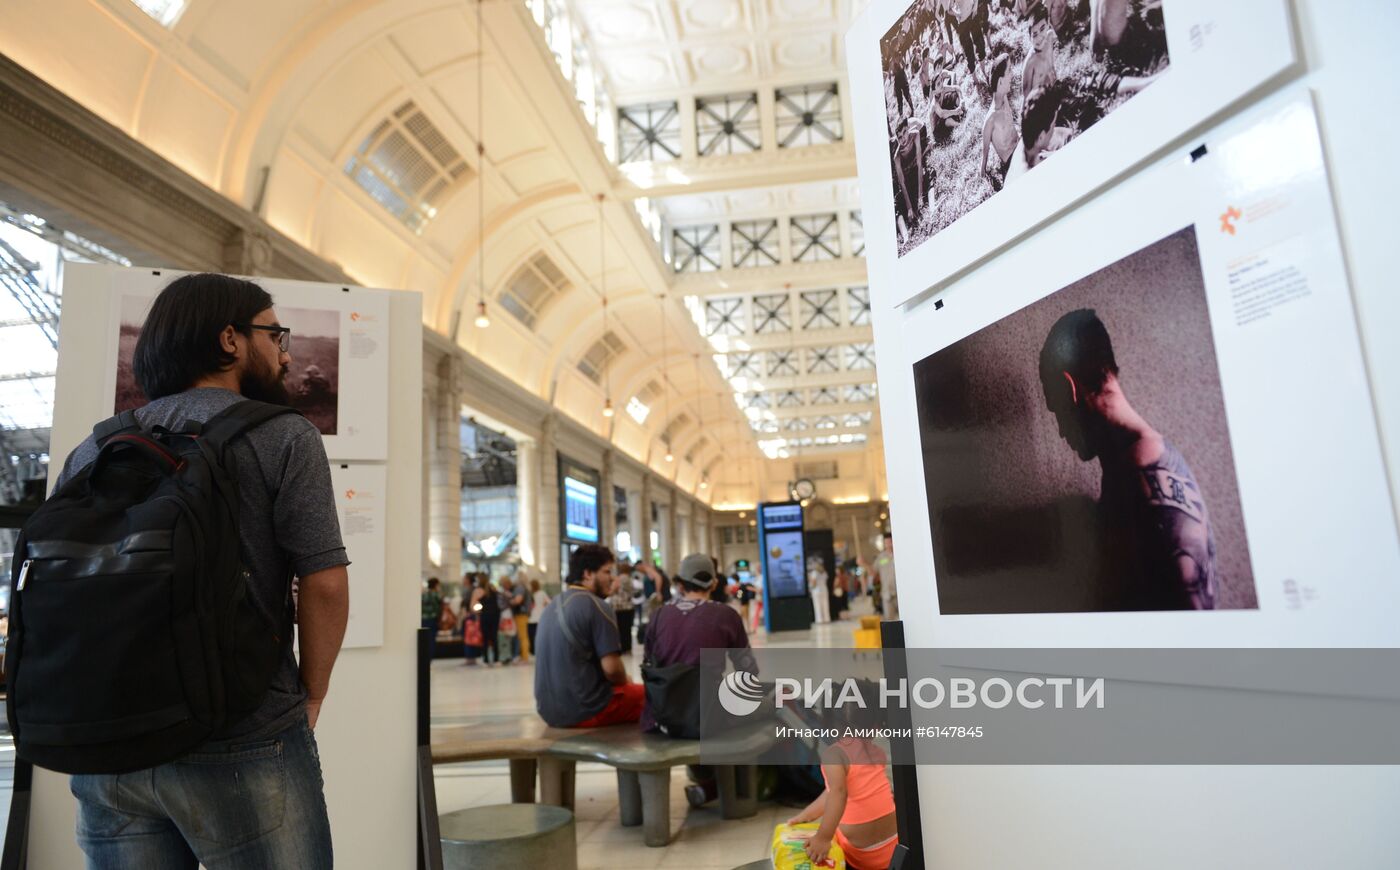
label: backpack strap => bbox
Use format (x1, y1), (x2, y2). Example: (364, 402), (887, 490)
(92, 410), (141, 445)
(196, 401), (303, 455)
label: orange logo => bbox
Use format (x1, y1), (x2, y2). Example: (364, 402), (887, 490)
(350, 312), (361, 322)
(1219, 206), (1242, 235)
(345, 489), (356, 500)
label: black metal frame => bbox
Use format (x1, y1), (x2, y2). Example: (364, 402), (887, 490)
(752, 293), (790, 333)
(617, 101), (682, 163)
(775, 82), (843, 149)
(695, 92), (761, 156)
(807, 346), (838, 374)
(847, 286), (872, 326)
(767, 350), (798, 377)
(790, 214), (841, 263)
(730, 219), (779, 268)
(672, 225), (721, 273)
(706, 298), (744, 336)
(800, 289), (840, 329)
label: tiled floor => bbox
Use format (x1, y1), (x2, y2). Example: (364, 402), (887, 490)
(430, 597), (875, 870)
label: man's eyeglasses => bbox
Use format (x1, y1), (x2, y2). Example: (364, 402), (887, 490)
(235, 324), (292, 353)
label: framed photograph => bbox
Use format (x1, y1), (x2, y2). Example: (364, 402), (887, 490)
(105, 272), (390, 461)
(891, 90), (1400, 646)
(847, 0), (1299, 306)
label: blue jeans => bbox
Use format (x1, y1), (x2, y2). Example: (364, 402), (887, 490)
(70, 718), (331, 869)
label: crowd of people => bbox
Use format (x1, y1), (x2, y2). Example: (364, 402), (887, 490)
(419, 536), (902, 868)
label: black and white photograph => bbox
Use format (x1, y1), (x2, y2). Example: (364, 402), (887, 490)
(881, 0), (1170, 257)
(115, 298), (341, 436)
(912, 226), (1256, 614)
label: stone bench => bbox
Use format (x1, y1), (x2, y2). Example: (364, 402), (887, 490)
(432, 716), (771, 847)
(439, 803), (576, 870)
(545, 727), (763, 847)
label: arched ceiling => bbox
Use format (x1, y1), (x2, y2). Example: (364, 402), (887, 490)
(1, 0), (885, 505)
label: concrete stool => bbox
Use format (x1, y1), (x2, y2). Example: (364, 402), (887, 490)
(440, 804), (577, 870)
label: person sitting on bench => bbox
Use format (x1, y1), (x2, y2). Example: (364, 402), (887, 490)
(534, 544), (645, 728)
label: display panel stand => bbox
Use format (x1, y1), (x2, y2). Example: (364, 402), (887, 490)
(26, 265), (422, 869)
(879, 620), (924, 870)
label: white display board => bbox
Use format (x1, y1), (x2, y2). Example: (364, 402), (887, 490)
(852, 3), (1400, 868)
(331, 463), (388, 648)
(103, 271), (390, 460)
(886, 90), (1399, 647)
(847, 0), (1299, 305)
(32, 263), (421, 869)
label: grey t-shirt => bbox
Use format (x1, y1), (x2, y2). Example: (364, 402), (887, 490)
(533, 587), (621, 727)
(57, 387), (349, 740)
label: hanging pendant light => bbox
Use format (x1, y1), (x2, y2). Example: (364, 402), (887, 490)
(660, 292), (673, 462)
(473, 0), (489, 330)
(598, 193), (613, 419)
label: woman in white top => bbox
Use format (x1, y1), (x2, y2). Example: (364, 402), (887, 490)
(526, 579), (551, 655)
(809, 560), (831, 625)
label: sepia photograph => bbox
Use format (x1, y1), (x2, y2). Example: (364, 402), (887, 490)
(881, 0), (1170, 257)
(115, 298), (341, 436)
(912, 225), (1256, 613)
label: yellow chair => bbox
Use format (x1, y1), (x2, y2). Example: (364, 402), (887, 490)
(853, 628), (881, 649)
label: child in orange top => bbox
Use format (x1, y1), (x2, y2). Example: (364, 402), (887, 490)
(786, 736), (899, 870)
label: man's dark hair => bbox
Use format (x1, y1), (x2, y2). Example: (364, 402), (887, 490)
(427, 577), (441, 589)
(567, 544), (615, 585)
(883, 530), (893, 541)
(1021, 83), (1063, 150)
(132, 273), (274, 401)
(1040, 308), (1119, 392)
(1029, 3), (1050, 28)
(989, 53), (1011, 95)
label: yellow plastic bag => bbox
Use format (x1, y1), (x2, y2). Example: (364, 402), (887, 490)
(770, 822), (846, 870)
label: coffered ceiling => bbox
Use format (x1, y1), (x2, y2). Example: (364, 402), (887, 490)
(571, 0), (868, 102)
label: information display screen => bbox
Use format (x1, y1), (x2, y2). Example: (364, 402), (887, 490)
(759, 503), (806, 599)
(563, 475), (599, 543)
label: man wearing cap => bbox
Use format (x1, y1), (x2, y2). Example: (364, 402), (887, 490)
(641, 554), (756, 734)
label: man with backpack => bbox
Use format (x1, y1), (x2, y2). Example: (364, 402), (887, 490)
(11, 273), (349, 867)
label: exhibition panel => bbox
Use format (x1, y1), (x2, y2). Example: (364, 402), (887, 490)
(27, 264), (421, 868)
(849, 0), (1400, 866)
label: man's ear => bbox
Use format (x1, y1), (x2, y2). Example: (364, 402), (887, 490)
(218, 325), (240, 357)
(1060, 371), (1079, 405)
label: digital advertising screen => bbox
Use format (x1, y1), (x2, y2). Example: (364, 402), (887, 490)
(759, 502), (806, 599)
(560, 461), (600, 544)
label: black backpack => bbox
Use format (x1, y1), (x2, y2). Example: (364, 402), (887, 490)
(5, 400), (299, 774)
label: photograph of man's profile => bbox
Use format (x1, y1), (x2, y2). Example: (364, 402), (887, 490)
(913, 225), (1256, 613)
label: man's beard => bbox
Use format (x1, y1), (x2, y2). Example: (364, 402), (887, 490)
(240, 356), (292, 406)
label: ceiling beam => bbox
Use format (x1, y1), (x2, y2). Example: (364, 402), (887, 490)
(671, 258), (868, 296)
(613, 142), (855, 200)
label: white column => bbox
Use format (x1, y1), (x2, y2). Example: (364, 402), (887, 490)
(517, 438), (539, 574)
(600, 448), (616, 551)
(427, 358), (463, 585)
(538, 412), (561, 583)
(640, 474), (654, 566)
(421, 384), (434, 577)
(666, 485), (679, 576)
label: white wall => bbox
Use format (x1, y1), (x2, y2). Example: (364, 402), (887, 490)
(31, 271), (421, 869)
(859, 1), (1400, 867)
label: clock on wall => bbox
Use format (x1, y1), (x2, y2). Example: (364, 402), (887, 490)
(789, 478), (817, 501)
